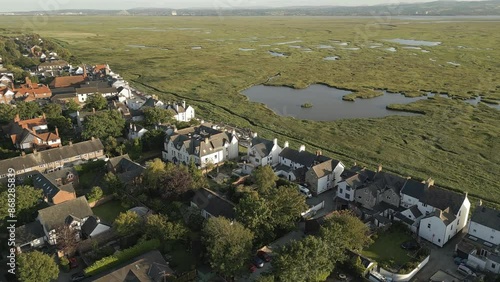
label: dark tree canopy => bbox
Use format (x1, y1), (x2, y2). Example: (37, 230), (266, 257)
(0, 185), (43, 222)
(143, 107), (172, 126)
(203, 217), (254, 279)
(253, 165), (278, 194)
(82, 110), (125, 140)
(16, 102), (42, 119)
(85, 94), (107, 111)
(17, 251), (59, 282)
(54, 224), (79, 255)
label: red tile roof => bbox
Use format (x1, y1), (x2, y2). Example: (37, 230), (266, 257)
(50, 75), (86, 88)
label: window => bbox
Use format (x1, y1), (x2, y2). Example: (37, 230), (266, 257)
(473, 229), (477, 233)
(491, 236), (495, 240)
(422, 203), (427, 207)
(438, 239), (441, 243)
(492, 263), (496, 269)
(428, 223), (431, 229)
(339, 189), (343, 194)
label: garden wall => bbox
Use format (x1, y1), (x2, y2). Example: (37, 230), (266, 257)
(379, 255), (430, 282)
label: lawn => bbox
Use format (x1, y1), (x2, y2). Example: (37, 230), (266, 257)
(92, 200), (128, 225)
(362, 229), (414, 268)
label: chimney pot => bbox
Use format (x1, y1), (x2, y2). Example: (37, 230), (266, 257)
(377, 164), (383, 172)
(69, 141), (73, 146)
(273, 138), (278, 145)
(299, 145), (306, 152)
(284, 141), (289, 148)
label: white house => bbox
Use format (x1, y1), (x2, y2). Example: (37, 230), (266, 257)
(15, 221), (46, 253)
(117, 86), (133, 100)
(165, 100), (195, 122)
(401, 179), (470, 247)
(276, 144), (344, 196)
(337, 171), (369, 202)
(246, 134), (282, 169)
(128, 123), (148, 140)
(456, 205), (500, 274)
(162, 124), (238, 168)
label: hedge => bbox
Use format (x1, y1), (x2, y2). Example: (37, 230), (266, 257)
(84, 239), (160, 276)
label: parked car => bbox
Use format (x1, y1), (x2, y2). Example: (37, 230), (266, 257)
(248, 263), (257, 273)
(298, 185), (312, 198)
(71, 272), (86, 282)
(400, 240), (419, 250)
(454, 257), (468, 265)
(257, 250), (271, 262)
(252, 256), (264, 268)
(68, 257), (78, 269)
(457, 264), (477, 277)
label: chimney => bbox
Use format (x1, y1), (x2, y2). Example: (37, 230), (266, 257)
(91, 137), (95, 141)
(353, 161), (357, 166)
(252, 132), (258, 138)
(130, 123), (133, 129)
(25, 76), (31, 85)
(55, 127), (59, 136)
(33, 149), (37, 155)
(42, 112), (46, 119)
(204, 137), (209, 144)
(316, 150), (322, 156)
(299, 145), (305, 152)
(175, 104), (179, 112)
(284, 141), (289, 148)
(478, 199), (482, 207)
(377, 164), (383, 172)
(14, 114), (20, 122)
(182, 100), (186, 109)
(173, 126), (178, 133)
(76, 110), (80, 117)
(424, 177), (434, 189)
(69, 141), (73, 146)
(21, 151), (26, 157)
(133, 125), (137, 132)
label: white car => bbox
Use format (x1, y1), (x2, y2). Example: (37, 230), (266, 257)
(457, 264), (477, 277)
(298, 185), (312, 198)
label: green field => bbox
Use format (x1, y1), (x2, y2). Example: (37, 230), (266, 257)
(0, 16), (499, 204)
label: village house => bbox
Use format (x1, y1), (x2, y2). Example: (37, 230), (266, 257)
(0, 138), (104, 181)
(162, 124), (238, 168)
(456, 204), (500, 274)
(107, 154), (145, 185)
(191, 188), (236, 220)
(14, 77), (52, 102)
(275, 144), (344, 196)
(91, 250), (174, 282)
(165, 100), (195, 122)
(50, 87), (79, 106)
(1, 113), (61, 150)
(0, 74), (13, 88)
(246, 134), (282, 170)
(15, 221), (46, 253)
(37, 196), (109, 245)
(0, 86), (15, 104)
(32, 167), (78, 205)
(128, 123), (148, 140)
(399, 178), (470, 247)
(37, 60), (69, 72)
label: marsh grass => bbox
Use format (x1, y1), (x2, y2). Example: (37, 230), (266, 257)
(1, 16), (498, 204)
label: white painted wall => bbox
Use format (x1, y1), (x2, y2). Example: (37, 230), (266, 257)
(419, 216), (446, 247)
(468, 222), (500, 246)
(401, 194), (419, 209)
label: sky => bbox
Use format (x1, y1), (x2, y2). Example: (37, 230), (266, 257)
(0, 0), (482, 12)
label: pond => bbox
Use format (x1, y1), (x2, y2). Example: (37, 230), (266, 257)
(385, 39), (442, 46)
(242, 85), (499, 121)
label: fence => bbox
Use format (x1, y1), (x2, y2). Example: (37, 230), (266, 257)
(378, 255), (430, 282)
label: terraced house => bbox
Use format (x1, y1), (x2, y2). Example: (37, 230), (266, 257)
(162, 124), (238, 168)
(0, 138), (104, 181)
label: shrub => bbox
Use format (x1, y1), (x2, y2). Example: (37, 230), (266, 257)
(87, 186), (104, 203)
(60, 256), (69, 271)
(84, 239), (160, 276)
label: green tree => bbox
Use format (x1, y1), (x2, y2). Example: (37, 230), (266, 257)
(43, 103), (62, 118)
(82, 110), (125, 140)
(87, 186), (103, 202)
(114, 210), (141, 236)
(253, 165), (278, 194)
(203, 217), (254, 279)
(268, 185), (308, 230)
(143, 107), (172, 126)
(273, 236), (336, 282)
(103, 172), (123, 194)
(188, 159), (207, 189)
(65, 99), (81, 112)
(141, 129), (165, 151)
(144, 214), (188, 242)
(85, 94), (107, 111)
(47, 116), (73, 139)
(0, 103), (18, 124)
(158, 163), (193, 199)
(320, 211), (372, 252)
(125, 138), (142, 160)
(236, 193), (274, 244)
(17, 251), (59, 282)
(0, 185), (43, 222)
(143, 158), (167, 193)
(16, 101), (42, 119)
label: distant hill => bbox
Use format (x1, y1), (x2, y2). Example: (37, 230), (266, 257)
(10, 0), (500, 16)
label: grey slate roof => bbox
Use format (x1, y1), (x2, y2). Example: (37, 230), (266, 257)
(108, 154), (146, 184)
(192, 188), (235, 220)
(401, 178), (426, 199)
(38, 196), (93, 231)
(0, 138), (104, 175)
(92, 250), (173, 282)
(420, 186), (465, 215)
(471, 206), (500, 231)
(279, 148), (331, 168)
(250, 137), (275, 158)
(168, 125), (235, 158)
(32, 168), (76, 202)
(15, 221), (45, 244)
(409, 205), (423, 218)
(81, 215), (99, 238)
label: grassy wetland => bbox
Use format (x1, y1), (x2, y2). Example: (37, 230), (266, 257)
(0, 16), (498, 204)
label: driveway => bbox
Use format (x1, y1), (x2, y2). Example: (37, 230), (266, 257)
(410, 230), (468, 281)
(238, 230), (305, 282)
(57, 256), (85, 282)
(306, 188), (337, 219)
